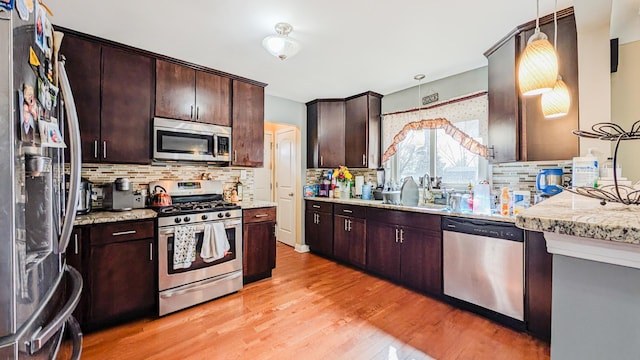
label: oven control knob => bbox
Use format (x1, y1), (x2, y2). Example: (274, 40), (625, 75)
(225, 212), (231, 218)
(217, 213), (224, 218)
(174, 218), (182, 224)
(184, 216), (191, 222)
(201, 215), (208, 220)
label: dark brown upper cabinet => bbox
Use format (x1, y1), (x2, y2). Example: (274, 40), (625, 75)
(232, 80), (265, 167)
(307, 92), (382, 169)
(307, 99), (345, 168)
(155, 60), (231, 126)
(60, 35), (153, 164)
(345, 92), (382, 169)
(485, 7), (579, 163)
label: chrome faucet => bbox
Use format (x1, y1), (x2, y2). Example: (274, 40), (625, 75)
(422, 173), (434, 204)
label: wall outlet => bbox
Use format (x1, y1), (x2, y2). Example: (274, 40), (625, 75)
(240, 170), (247, 180)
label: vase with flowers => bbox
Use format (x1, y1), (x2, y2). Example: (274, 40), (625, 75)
(334, 165), (353, 199)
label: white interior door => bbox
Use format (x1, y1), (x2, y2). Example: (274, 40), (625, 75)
(253, 131), (273, 202)
(275, 128), (297, 247)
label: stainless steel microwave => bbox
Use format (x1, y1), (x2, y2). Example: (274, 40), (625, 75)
(153, 117), (231, 163)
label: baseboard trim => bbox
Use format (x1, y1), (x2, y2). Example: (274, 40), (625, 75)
(295, 244), (310, 253)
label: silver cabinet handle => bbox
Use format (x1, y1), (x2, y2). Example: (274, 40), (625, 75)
(103, 141), (107, 159)
(312, 205), (320, 209)
(344, 219), (348, 231)
(190, 105), (194, 119)
(149, 243), (153, 261)
(93, 140), (98, 159)
(320, 156), (324, 167)
(234, 150), (237, 162)
(362, 154), (366, 166)
(196, 106), (200, 120)
(343, 209), (352, 214)
(112, 230), (136, 236)
(400, 229), (404, 243)
(255, 214), (269, 218)
(74, 233), (79, 255)
(395, 228), (399, 243)
(349, 219), (352, 232)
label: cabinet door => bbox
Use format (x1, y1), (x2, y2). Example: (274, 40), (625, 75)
(243, 220), (276, 281)
(525, 230), (552, 342)
(88, 238), (155, 326)
(348, 217), (366, 268)
(305, 210), (333, 257)
(400, 226), (442, 295)
(317, 101), (345, 168)
(101, 46), (153, 164)
(195, 71), (231, 126)
(487, 35), (519, 163)
(67, 228), (84, 323)
(333, 215), (350, 262)
(155, 60), (195, 121)
(232, 81), (264, 167)
(60, 35), (101, 163)
(345, 95), (368, 168)
(366, 221), (400, 281)
(520, 16), (579, 161)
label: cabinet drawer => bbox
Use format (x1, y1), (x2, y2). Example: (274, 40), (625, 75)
(334, 204), (366, 219)
(91, 220), (154, 245)
(243, 207), (276, 224)
(368, 208), (441, 232)
(305, 200), (333, 213)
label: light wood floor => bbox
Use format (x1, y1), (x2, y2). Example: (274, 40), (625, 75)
(78, 243), (550, 360)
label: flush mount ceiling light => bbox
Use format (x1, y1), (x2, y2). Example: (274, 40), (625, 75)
(262, 22), (301, 60)
(542, 0), (571, 118)
(518, 0), (559, 96)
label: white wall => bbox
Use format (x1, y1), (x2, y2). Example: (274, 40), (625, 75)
(611, 40), (640, 182)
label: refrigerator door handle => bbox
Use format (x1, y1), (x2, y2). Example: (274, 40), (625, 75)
(27, 266), (83, 355)
(65, 316), (83, 360)
(57, 57), (82, 254)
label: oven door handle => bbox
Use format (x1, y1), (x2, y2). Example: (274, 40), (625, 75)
(159, 220), (242, 236)
(160, 271), (242, 298)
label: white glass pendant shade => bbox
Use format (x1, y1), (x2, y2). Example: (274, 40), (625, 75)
(262, 23), (300, 60)
(541, 76), (570, 118)
(518, 31), (559, 96)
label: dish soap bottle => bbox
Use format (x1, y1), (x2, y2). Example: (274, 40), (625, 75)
(500, 187), (511, 216)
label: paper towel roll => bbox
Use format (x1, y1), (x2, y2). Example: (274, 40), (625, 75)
(355, 176), (364, 195)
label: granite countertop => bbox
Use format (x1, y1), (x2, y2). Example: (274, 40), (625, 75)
(515, 191), (640, 244)
(241, 201), (278, 209)
(305, 197), (515, 223)
(74, 209), (158, 226)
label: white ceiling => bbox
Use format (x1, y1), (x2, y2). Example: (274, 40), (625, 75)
(46, 0), (637, 104)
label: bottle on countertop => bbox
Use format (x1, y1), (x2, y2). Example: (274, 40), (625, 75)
(500, 187), (511, 216)
(236, 177), (244, 202)
(572, 148), (599, 188)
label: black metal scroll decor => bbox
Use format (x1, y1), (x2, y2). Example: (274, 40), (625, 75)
(565, 120), (640, 206)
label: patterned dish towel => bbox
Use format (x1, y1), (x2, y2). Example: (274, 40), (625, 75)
(173, 225), (197, 270)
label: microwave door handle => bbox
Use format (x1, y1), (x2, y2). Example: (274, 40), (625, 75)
(213, 134), (218, 156)
(57, 56), (82, 254)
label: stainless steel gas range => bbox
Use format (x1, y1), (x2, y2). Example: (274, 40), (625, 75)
(150, 180), (242, 316)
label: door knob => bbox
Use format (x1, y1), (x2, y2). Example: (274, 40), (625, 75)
(288, 192), (294, 197)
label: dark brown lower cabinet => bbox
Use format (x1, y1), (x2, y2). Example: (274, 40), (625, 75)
(243, 207), (277, 283)
(83, 220), (156, 330)
(67, 227), (84, 324)
(366, 209), (442, 296)
(333, 215), (366, 268)
(305, 201), (333, 257)
(525, 230), (552, 342)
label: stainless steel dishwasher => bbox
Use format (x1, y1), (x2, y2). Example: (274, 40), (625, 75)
(442, 216), (524, 322)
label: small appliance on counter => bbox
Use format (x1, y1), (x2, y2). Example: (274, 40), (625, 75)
(536, 168), (564, 195)
(374, 168), (385, 200)
(103, 177), (134, 211)
(150, 185), (173, 208)
(77, 178), (93, 214)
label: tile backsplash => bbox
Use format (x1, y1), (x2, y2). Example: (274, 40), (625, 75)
(306, 168), (378, 186)
(490, 160), (572, 193)
(78, 163), (254, 202)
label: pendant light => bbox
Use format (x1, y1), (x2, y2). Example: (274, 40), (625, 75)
(541, 0), (571, 118)
(262, 22), (301, 60)
(518, 0), (558, 96)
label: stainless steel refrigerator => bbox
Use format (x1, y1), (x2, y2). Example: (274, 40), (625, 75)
(0, 6), (83, 360)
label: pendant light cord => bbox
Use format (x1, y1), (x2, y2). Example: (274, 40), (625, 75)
(554, 0), (558, 49)
(535, 0), (540, 31)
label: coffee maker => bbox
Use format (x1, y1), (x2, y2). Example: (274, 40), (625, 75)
(103, 177), (134, 211)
